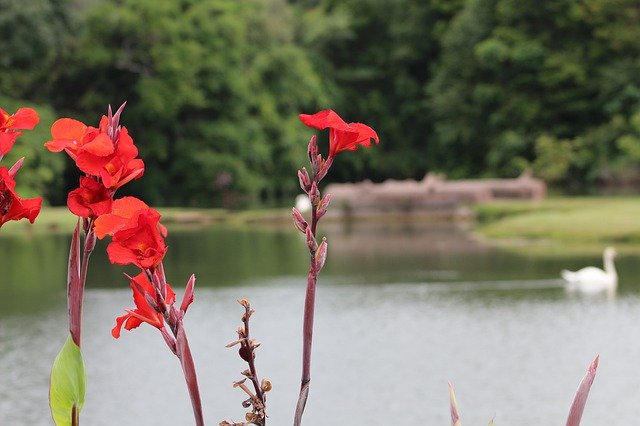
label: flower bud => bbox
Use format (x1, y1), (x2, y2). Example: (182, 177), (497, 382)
(292, 207), (308, 233)
(84, 230), (97, 252)
(316, 156), (333, 182)
(309, 181), (320, 207)
(298, 167), (311, 193)
(316, 193), (332, 219)
(307, 135), (318, 164)
(315, 237), (328, 270)
(312, 153), (322, 175)
(261, 379), (272, 392)
(180, 274), (196, 314)
(305, 227), (317, 252)
(7, 157), (24, 177)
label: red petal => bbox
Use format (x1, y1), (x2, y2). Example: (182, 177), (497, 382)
(51, 118), (86, 141)
(8, 108), (39, 130)
(106, 241), (139, 266)
(299, 109), (351, 131)
(67, 189), (93, 218)
(113, 196), (149, 217)
(0, 132), (18, 155)
(350, 122), (379, 145)
(94, 214), (127, 239)
(112, 313), (130, 338)
(81, 133), (114, 156)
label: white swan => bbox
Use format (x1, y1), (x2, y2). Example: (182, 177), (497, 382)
(561, 247), (618, 293)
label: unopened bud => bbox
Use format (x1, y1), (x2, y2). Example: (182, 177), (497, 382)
(315, 237), (328, 270)
(316, 193), (332, 219)
(305, 227), (317, 252)
(312, 153), (323, 175)
(309, 181), (320, 207)
(238, 298), (250, 308)
(7, 157), (24, 177)
(261, 379), (272, 392)
(84, 230), (97, 252)
(316, 156), (333, 182)
(245, 413), (258, 422)
(292, 207), (308, 233)
(307, 135), (318, 164)
(298, 167), (311, 193)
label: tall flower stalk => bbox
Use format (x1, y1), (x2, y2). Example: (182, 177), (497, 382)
(46, 104), (204, 425)
(293, 110), (379, 425)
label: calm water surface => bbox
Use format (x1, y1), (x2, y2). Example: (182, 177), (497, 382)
(2, 221), (640, 425)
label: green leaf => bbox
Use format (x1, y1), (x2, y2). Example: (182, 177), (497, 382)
(49, 335), (86, 426)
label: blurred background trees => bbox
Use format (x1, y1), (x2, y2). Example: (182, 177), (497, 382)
(2, 0), (639, 206)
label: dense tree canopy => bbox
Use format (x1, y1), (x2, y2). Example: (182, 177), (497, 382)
(2, 0), (640, 205)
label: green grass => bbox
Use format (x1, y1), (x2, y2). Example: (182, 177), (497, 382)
(475, 197), (640, 244)
(0, 206), (291, 236)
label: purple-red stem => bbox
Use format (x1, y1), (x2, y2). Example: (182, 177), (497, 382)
(175, 322), (205, 426)
(294, 203), (320, 426)
(152, 264), (205, 426)
(68, 220), (95, 347)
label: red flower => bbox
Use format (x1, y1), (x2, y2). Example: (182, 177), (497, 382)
(94, 197), (167, 270)
(112, 272), (176, 338)
(0, 107), (39, 155)
(0, 167), (42, 228)
(67, 176), (113, 218)
(44, 115), (144, 189)
(299, 109), (379, 158)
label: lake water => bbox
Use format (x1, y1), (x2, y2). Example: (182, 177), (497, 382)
(2, 221), (640, 425)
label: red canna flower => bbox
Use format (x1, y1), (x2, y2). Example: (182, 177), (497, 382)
(299, 109), (379, 158)
(112, 272), (176, 338)
(67, 176), (113, 218)
(44, 113), (144, 189)
(0, 107), (39, 156)
(94, 196), (167, 270)
(0, 166), (42, 228)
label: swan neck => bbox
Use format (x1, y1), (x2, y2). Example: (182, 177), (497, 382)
(604, 253), (617, 276)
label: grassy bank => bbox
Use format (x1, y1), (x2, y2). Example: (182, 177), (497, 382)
(0, 206), (292, 236)
(474, 197), (640, 244)
(6, 197), (640, 247)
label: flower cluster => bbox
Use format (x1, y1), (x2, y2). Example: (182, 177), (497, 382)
(44, 105), (186, 336)
(0, 106), (42, 228)
(45, 104), (144, 219)
(46, 104), (204, 425)
(292, 109), (378, 426)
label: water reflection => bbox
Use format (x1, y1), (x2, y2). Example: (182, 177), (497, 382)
(1, 222), (640, 424)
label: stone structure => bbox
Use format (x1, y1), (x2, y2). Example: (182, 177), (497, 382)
(324, 172), (546, 218)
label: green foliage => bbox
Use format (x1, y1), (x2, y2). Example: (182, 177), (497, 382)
(299, 0), (464, 182)
(47, 0), (328, 206)
(5, 0), (640, 203)
(428, 0), (640, 189)
(49, 335), (86, 426)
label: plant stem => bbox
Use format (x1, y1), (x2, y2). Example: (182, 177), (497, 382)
(175, 321), (205, 426)
(294, 205), (320, 426)
(68, 219), (95, 347)
(242, 305), (266, 410)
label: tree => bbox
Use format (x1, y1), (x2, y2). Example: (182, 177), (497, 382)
(48, 0), (329, 206)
